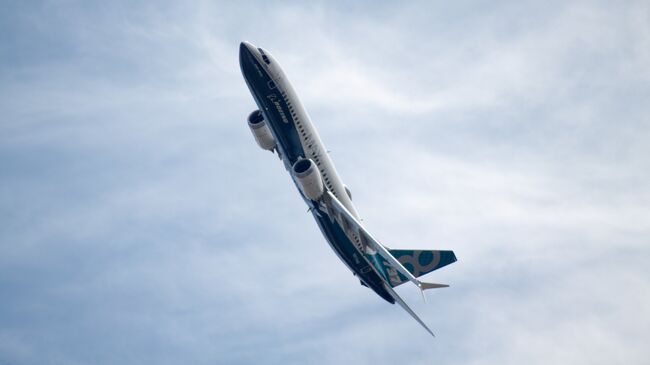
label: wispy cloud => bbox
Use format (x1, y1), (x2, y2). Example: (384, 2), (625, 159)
(1, 1), (649, 364)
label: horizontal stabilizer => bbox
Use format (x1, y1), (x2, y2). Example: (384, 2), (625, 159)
(420, 282), (449, 290)
(382, 282), (435, 337)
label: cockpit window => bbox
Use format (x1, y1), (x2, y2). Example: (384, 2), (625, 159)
(257, 48), (271, 65)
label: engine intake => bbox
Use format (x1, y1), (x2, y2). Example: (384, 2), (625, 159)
(247, 110), (275, 151)
(292, 159), (325, 201)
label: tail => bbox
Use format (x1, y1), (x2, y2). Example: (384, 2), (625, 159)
(383, 249), (457, 288)
(379, 249), (457, 338)
(321, 190), (456, 337)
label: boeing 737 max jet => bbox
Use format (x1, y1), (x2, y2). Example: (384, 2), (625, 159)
(239, 41), (457, 337)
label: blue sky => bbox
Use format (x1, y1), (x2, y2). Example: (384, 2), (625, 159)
(1, 1), (649, 364)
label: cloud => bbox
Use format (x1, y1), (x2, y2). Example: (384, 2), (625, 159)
(1, 1), (649, 364)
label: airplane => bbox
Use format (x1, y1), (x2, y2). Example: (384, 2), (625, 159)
(239, 41), (457, 337)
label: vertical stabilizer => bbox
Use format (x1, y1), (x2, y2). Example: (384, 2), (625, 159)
(384, 249), (457, 287)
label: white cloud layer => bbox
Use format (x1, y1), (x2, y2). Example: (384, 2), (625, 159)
(1, 1), (649, 364)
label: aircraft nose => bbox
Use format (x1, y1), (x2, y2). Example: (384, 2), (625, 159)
(240, 41), (256, 57)
(239, 41), (260, 76)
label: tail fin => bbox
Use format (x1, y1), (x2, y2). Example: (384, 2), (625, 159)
(384, 250), (457, 287)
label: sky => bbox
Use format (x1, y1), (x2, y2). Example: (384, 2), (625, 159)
(1, 0), (649, 364)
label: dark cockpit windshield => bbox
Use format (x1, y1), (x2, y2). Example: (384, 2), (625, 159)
(257, 48), (271, 65)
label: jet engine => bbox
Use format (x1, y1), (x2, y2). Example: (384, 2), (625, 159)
(247, 110), (275, 151)
(292, 159), (325, 201)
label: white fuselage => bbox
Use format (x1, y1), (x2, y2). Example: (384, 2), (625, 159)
(243, 42), (360, 219)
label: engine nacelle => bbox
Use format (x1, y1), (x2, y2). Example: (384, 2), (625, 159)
(292, 159), (325, 201)
(247, 110), (276, 151)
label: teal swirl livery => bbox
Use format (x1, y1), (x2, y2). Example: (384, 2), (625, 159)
(239, 41), (457, 337)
